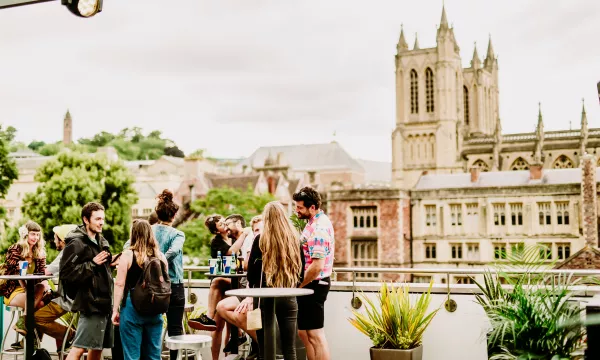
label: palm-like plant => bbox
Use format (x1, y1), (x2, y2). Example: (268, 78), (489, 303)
(474, 245), (586, 359)
(348, 281), (439, 350)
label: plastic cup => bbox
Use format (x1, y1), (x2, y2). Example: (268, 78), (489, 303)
(18, 261), (29, 276)
(209, 259), (217, 275)
(224, 256), (232, 274)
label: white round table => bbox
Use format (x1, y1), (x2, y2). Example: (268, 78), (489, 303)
(0, 275), (55, 360)
(225, 288), (313, 360)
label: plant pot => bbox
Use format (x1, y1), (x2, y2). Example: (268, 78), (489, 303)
(370, 345), (423, 360)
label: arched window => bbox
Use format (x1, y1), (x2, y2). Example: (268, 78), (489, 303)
(410, 70), (419, 114)
(510, 157), (530, 171)
(366, 216), (371, 227)
(373, 216), (378, 228)
(353, 216), (358, 228)
(472, 159), (490, 172)
(552, 155), (574, 169)
(463, 86), (469, 125)
(360, 216), (364, 228)
(425, 68), (434, 113)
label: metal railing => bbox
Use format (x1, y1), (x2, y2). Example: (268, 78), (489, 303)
(182, 265), (600, 312)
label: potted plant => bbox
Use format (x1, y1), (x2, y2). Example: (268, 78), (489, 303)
(348, 281), (439, 360)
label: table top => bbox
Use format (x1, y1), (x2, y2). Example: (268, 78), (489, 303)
(226, 288), (314, 298)
(165, 334), (212, 350)
(0, 275), (55, 281)
(205, 272), (247, 278)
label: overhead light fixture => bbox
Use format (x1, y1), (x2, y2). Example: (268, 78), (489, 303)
(61, 0), (102, 18)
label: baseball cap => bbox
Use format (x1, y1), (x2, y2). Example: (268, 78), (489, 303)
(53, 224), (78, 241)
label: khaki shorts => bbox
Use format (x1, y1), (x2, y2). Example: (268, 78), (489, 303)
(72, 313), (114, 350)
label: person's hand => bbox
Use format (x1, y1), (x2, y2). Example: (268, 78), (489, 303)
(111, 310), (120, 325)
(93, 251), (109, 265)
(235, 297), (254, 314)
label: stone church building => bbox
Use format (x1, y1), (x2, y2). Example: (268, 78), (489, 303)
(391, 6), (595, 189)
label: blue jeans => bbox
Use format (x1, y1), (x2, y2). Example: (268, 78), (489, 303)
(119, 296), (163, 360)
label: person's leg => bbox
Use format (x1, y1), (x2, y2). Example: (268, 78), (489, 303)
(306, 329), (330, 360)
(298, 330), (315, 360)
(86, 350), (104, 360)
(120, 298), (143, 360)
(141, 315), (164, 360)
(33, 302), (68, 341)
(277, 297), (298, 360)
(33, 283), (47, 309)
(166, 284), (185, 360)
(65, 347), (86, 360)
(211, 312), (226, 360)
(216, 296), (257, 342)
(208, 278), (231, 318)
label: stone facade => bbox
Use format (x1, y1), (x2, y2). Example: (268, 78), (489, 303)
(392, 6), (597, 189)
(63, 110), (72, 145)
(327, 188), (411, 282)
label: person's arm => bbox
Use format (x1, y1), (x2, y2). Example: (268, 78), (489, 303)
(60, 241), (109, 285)
(227, 228), (251, 255)
(112, 250), (133, 325)
(164, 231), (185, 261)
(300, 259), (325, 287)
(45, 251), (63, 275)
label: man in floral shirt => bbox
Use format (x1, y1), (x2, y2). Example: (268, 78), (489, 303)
(293, 187), (333, 360)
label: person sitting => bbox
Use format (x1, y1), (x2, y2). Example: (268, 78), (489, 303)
(0, 221), (49, 350)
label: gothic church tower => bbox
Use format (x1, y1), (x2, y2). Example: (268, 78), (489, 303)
(392, 6), (500, 188)
(63, 110), (72, 145)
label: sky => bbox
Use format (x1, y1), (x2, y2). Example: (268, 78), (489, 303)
(0, 0), (599, 162)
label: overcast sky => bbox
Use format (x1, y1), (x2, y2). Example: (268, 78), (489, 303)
(1, 0), (599, 162)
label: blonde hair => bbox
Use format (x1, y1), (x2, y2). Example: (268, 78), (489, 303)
(17, 220), (45, 259)
(260, 202), (302, 288)
(251, 215), (262, 227)
(130, 219), (160, 267)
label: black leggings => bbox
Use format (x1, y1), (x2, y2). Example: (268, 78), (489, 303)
(167, 283), (186, 360)
(256, 296), (298, 360)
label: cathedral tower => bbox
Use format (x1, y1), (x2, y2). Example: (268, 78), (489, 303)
(63, 110), (72, 145)
(392, 6), (500, 188)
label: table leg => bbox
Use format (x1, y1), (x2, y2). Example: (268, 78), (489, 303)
(263, 297), (276, 360)
(25, 280), (35, 360)
(230, 277), (239, 355)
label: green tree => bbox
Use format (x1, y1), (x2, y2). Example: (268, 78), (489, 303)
(28, 140), (46, 152)
(21, 151), (138, 253)
(177, 187), (275, 259)
(0, 126), (19, 219)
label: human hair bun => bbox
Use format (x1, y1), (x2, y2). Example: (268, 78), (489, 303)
(157, 189), (174, 203)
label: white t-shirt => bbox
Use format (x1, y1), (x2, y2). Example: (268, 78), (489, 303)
(240, 233), (256, 260)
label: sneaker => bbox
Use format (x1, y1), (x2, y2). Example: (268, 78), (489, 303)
(223, 335), (248, 353)
(10, 340), (23, 350)
(13, 315), (27, 336)
(188, 313), (217, 331)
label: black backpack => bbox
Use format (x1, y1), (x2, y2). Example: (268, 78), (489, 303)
(130, 257), (171, 316)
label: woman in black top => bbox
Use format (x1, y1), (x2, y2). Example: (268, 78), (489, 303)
(237, 201), (303, 360)
(112, 220), (168, 360)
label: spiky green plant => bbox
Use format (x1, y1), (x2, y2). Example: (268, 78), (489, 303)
(348, 281), (439, 350)
(474, 245), (586, 359)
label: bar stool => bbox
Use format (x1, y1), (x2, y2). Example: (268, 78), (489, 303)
(1, 306), (24, 360)
(165, 335), (211, 360)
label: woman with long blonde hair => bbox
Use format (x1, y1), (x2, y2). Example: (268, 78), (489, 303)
(237, 201), (303, 360)
(112, 219), (168, 360)
(0, 220), (48, 310)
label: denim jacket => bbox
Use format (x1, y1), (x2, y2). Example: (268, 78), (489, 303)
(153, 224), (185, 284)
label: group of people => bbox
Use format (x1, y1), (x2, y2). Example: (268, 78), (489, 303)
(0, 186), (334, 360)
(190, 187), (334, 360)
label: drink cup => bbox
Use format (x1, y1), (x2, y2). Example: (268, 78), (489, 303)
(209, 259), (217, 275)
(224, 256), (231, 274)
(18, 261), (28, 276)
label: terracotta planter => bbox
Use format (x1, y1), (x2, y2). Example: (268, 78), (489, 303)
(370, 345), (423, 360)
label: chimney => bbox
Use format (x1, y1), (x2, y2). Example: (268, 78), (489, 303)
(581, 154), (598, 247)
(529, 163), (543, 180)
(470, 167), (480, 183)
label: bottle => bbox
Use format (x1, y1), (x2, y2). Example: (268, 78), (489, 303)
(230, 253), (237, 275)
(216, 251), (223, 275)
(236, 255), (244, 274)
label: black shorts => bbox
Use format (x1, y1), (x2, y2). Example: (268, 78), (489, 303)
(297, 277), (330, 330)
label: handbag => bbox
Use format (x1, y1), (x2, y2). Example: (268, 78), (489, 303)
(246, 267), (263, 331)
(32, 348), (52, 360)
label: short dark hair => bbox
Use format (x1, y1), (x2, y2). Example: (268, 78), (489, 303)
(292, 187), (321, 210)
(148, 211), (159, 225)
(225, 214), (246, 228)
(205, 214), (223, 235)
(155, 189), (179, 222)
(81, 202), (105, 223)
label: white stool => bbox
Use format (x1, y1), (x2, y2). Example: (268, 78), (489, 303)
(1, 306), (24, 360)
(165, 335), (211, 360)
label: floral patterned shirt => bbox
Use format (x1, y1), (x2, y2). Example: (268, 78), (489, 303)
(300, 210), (335, 280)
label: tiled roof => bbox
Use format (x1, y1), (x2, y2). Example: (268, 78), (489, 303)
(207, 174), (260, 192)
(414, 167), (598, 190)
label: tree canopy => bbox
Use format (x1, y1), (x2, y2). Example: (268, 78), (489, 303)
(177, 187), (275, 260)
(0, 126), (19, 218)
(21, 151), (138, 253)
